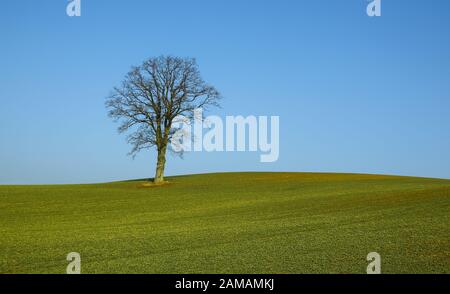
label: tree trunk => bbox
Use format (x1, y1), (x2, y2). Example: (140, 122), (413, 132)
(154, 145), (167, 183)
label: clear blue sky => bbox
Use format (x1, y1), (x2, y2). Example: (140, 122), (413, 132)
(1, 0), (450, 184)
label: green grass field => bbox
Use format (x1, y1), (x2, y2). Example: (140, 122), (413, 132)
(1, 172), (449, 274)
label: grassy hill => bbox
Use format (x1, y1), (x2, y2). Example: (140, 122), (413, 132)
(1, 172), (449, 274)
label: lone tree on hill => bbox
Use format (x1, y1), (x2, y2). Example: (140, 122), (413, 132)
(106, 56), (221, 183)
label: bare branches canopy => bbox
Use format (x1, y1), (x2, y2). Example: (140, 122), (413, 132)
(106, 56), (221, 183)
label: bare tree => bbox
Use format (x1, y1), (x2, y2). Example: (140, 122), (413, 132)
(106, 56), (221, 183)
